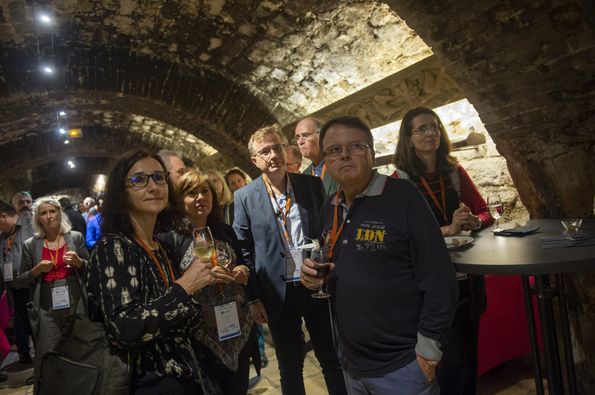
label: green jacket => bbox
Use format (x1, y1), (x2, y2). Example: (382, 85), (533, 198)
(302, 162), (338, 197)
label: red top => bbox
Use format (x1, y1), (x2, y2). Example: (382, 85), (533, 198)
(42, 245), (72, 282)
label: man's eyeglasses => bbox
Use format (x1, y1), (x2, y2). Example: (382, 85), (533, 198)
(254, 143), (286, 158)
(412, 123), (442, 136)
(292, 131), (317, 144)
(323, 142), (370, 159)
(127, 171), (169, 190)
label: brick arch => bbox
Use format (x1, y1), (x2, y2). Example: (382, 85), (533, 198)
(0, 121), (260, 197)
(0, 46), (275, 179)
(384, 0), (595, 218)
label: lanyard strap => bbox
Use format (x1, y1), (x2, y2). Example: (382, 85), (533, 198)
(135, 236), (176, 288)
(329, 189), (346, 260)
(263, 176), (293, 245)
(2, 232), (17, 259)
(420, 174), (447, 222)
(311, 162), (326, 180)
(44, 236), (62, 266)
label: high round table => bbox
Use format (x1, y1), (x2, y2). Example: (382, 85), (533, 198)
(450, 218), (595, 395)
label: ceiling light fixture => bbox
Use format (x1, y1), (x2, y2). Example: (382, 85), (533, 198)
(64, 140), (70, 144)
(58, 111), (66, 117)
(59, 128), (66, 134)
(42, 66), (54, 74)
(39, 14), (52, 24)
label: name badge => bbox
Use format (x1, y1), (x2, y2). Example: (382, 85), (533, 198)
(51, 285), (70, 310)
(285, 248), (304, 282)
(3, 259), (13, 282)
(214, 301), (241, 341)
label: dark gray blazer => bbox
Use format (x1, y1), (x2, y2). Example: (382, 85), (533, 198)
(233, 172), (325, 322)
(18, 231), (89, 291)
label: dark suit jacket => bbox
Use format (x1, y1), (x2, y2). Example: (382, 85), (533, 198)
(303, 162), (339, 196)
(233, 172), (325, 322)
(64, 207), (87, 237)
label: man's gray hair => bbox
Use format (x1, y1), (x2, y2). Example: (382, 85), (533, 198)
(157, 149), (184, 171)
(11, 191), (32, 207)
(32, 196), (72, 238)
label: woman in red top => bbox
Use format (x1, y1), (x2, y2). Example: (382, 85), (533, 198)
(393, 106), (493, 395)
(19, 196), (89, 389)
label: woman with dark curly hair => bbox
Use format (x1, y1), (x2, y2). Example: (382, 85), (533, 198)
(393, 107), (493, 395)
(86, 150), (230, 394)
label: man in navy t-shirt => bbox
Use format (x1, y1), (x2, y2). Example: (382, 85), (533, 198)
(301, 116), (458, 395)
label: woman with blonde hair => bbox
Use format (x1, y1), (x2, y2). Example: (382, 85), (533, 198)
(206, 169), (234, 225)
(161, 169), (254, 394)
(18, 196), (89, 389)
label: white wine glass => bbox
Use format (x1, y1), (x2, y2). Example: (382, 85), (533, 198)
(193, 226), (215, 260)
(216, 241), (233, 269)
(487, 195), (504, 232)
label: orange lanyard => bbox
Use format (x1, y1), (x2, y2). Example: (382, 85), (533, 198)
(44, 236), (62, 266)
(135, 236), (176, 288)
(311, 162), (326, 180)
(420, 174), (447, 222)
(329, 190), (346, 260)
(264, 176), (293, 245)
(3, 232), (17, 257)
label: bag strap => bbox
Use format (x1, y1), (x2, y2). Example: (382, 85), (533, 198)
(61, 268), (89, 338)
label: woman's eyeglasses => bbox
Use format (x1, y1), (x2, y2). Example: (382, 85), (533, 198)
(412, 123), (442, 136)
(127, 171), (169, 190)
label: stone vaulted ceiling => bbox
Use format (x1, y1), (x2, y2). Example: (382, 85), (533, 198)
(0, 0), (431, 195)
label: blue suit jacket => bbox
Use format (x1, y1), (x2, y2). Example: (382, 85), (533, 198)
(233, 172), (325, 322)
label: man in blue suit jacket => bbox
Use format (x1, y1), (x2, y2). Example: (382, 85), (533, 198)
(234, 125), (346, 395)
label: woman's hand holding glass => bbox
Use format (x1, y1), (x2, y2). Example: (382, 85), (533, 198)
(64, 250), (84, 268)
(176, 257), (234, 295)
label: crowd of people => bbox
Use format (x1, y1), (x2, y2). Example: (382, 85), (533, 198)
(0, 106), (494, 395)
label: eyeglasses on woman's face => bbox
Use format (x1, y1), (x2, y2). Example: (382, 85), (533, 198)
(411, 123), (442, 136)
(127, 171), (169, 190)
(323, 142), (370, 160)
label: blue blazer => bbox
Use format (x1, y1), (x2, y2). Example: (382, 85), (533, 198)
(233, 172), (325, 322)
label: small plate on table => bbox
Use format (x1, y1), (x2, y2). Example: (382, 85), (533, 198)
(444, 236), (474, 250)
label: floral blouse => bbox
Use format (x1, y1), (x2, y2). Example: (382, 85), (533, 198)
(85, 233), (217, 392)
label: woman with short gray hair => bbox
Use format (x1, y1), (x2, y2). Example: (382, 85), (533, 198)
(18, 196), (88, 390)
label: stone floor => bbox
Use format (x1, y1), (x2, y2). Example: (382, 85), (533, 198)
(0, 327), (540, 395)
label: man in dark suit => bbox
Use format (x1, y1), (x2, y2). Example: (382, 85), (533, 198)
(58, 197), (87, 237)
(294, 117), (339, 195)
(234, 125), (346, 395)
